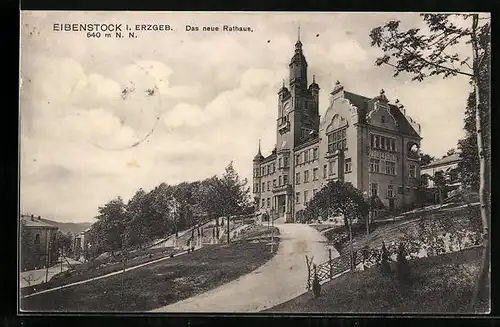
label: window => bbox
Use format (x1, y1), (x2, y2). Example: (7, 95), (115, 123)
(385, 161), (396, 175)
(267, 166), (270, 175)
(267, 181), (270, 191)
(304, 190), (309, 203)
(344, 158), (352, 173)
(313, 168), (318, 180)
(262, 199), (265, 207)
(296, 192), (300, 203)
(284, 156), (289, 167)
(370, 158), (380, 173)
(254, 183), (258, 193)
(295, 172), (301, 184)
(371, 134), (396, 151)
(371, 182), (378, 197)
(34, 234), (40, 244)
(381, 115), (386, 123)
(313, 147), (318, 160)
(327, 128), (347, 153)
(323, 165), (327, 178)
(421, 174), (429, 187)
(262, 182), (265, 192)
(273, 179), (277, 187)
(295, 154), (300, 166)
(283, 175), (288, 185)
(387, 185), (394, 198)
(409, 164), (416, 178)
(278, 158), (283, 168)
(304, 170), (309, 183)
(329, 160), (336, 175)
(279, 176), (282, 185)
(304, 150), (309, 162)
(272, 163), (276, 173)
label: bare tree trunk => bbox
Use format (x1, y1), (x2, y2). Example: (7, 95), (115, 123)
(348, 217), (354, 271)
(215, 217), (220, 239)
(227, 216), (230, 244)
(470, 13), (490, 311)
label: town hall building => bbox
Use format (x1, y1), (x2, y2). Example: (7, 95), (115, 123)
(252, 32), (422, 223)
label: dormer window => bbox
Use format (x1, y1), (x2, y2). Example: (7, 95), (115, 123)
(381, 115), (386, 123)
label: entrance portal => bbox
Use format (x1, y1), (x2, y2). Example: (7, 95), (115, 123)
(277, 195), (286, 218)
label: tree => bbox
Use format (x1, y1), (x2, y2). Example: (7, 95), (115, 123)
(446, 148), (456, 156)
(305, 181), (369, 270)
(419, 153), (435, 166)
(57, 231), (73, 258)
(214, 161), (252, 244)
(89, 197), (127, 256)
(457, 56), (491, 191)
(369, 13), (490, 309)
(196, 176), (222, 240)
(431, 171), (447, 204)
(125, 188), (149, 249)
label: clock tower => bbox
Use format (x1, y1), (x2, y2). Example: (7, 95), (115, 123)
(276, 28), (320, 151)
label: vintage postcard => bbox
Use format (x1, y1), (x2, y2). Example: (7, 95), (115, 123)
(19, 11), (491, 314)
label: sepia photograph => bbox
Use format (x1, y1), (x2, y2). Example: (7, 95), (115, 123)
(19, 11), (491, 314)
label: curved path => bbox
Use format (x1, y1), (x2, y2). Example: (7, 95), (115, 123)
(151, 223), (333, 313)
(22, 245), (201, 299)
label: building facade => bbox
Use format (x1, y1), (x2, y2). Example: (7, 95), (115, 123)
(73, 227), (91, 261)
(421, 152), (462, 202)
(20, 214), (59, 271)
(252, 35), (422, 222)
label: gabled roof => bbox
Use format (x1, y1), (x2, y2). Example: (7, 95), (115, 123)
(344, 91), (420, 137)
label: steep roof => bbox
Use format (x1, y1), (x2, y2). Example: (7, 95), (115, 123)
(344, 91), (420, 137)
(422, 153), (461, 169)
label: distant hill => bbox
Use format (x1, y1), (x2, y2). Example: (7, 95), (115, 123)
(51, 221), (92, 235)
(40, 218), (91, 235)
(20, 214), (92, 235)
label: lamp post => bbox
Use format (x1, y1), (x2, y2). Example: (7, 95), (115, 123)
(363, 191), (371, 236)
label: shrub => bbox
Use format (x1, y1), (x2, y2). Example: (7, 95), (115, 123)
(396, 242), (412, 285)
(380, 241), (392, 275)
(312, 264), (321, 298)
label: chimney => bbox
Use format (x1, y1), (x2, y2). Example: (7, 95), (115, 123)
(38, 215), (42, 220)
(395, 99), (406, 115)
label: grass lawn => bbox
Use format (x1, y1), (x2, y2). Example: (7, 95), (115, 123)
(267, 247), (489, 314)
(21, 228), (280, 312)
(21, 246), (182, 296)
(321, 203), (480, 255)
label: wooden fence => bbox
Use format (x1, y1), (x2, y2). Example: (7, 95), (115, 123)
(306, 234), (483, 291)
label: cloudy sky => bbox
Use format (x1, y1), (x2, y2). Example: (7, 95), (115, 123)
(20, 11), (480, 223)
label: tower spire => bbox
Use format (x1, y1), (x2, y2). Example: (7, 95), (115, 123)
(258, 139), (261, 153)
(298, 23), (301, 42)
